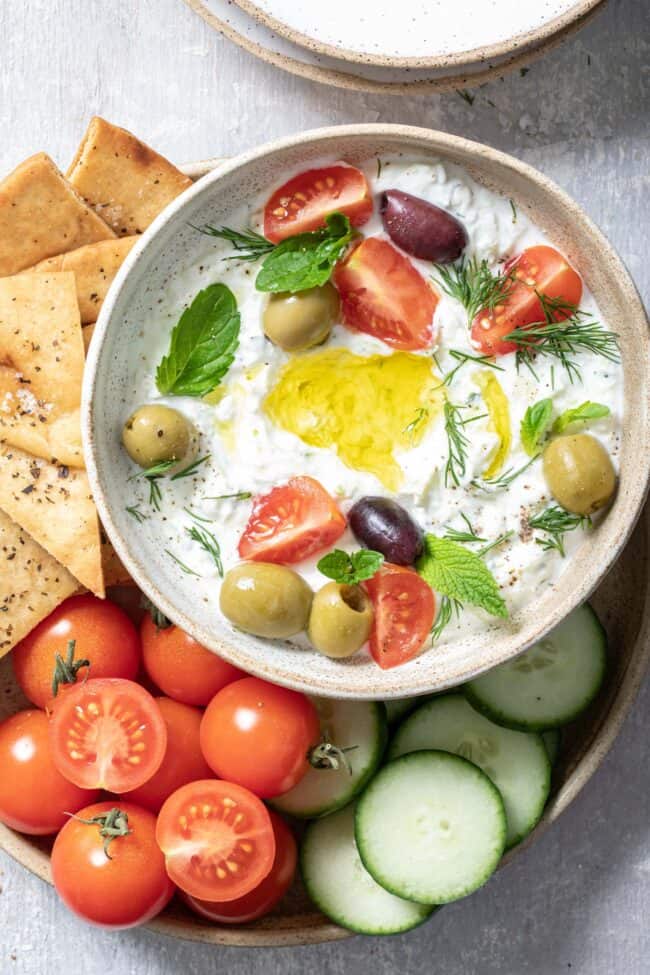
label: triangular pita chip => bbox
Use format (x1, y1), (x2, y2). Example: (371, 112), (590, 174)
(0, 272), (85, 468)
(100, 530), (133, 587)
(67, 117), (192, 236)
(0, 152), (115, 277)
(0, 507), (78, 656)
(0, 445), (104, 597)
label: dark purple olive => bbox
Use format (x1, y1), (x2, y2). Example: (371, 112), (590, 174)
(380, 189), (468, 264)
(349, 497), (424, 566)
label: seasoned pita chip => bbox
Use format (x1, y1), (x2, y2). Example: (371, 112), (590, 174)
(100, 529), (132, 587)
(0, 507), (78, 656)
(0, 445), (104, 597)
(0, 152), (115, 277)
(82, 322), (95, 352)
(0, 272), (85, 468)
(67, 117), (192, 236)
(26, 236), (137, 324)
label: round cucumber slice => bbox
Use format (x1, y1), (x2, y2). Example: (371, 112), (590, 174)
(355, 750), (506, 905)
(465, 603), (607, 731)
(388, 694), (550, 849)
(301, 804), (434, 935)
(384, 697), (419, 725)
(271, 699), (387, 819)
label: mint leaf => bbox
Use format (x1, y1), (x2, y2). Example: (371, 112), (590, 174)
(552, 401), (610, 434)
(255, 212), (353, 293)
(317, 548), (384, 585)
(520, 398), (553, 457)
(156, 283), (240, 397)
(416, 535), (508, 619)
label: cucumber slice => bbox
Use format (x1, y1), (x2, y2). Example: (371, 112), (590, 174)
(271, 699), (387, 819)
(465, 603), (607, 731)
(356, 750), (506, 905)
(384, 697), (418, 725)
(387, 694), (550, 849)
(301, 804), (434, 935)
(542, 729), (561, 766)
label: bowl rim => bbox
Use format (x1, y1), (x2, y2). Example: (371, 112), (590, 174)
(82, 123), (650, 700)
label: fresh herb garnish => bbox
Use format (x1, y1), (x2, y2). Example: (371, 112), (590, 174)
(443, 401), (470, 487)
(192, 225), (275, 262)
(474, 456), (537, 490)
(403, 406), (430, 440)
(203, 491), (252, 502)
(186, 524), (224, 576)
(456, 88), (475, 105)
(317, 549), (384, 585)
(433, 257), (512, 325)
(156, 283), (240, 398)
(129, 459), (175, 511)
(476, 531), (515, 558)
(528, 506), (592, 556)
(165, 549), (201, 576)
(125, 504), (148, 523)
(255, 212), (353, 293)
(431, 595), (463, 642)
(520, 398), (554, 456)
(438, 348), (504, 387)
(552, 401), (610, 434)
(417, 535), (508, 619)
(182, 505), (213, 524)
(376, 158), (383, 179)
(170, 455), (211, 480)
(443, 513), (486, 544)
(509, 199), (517, 223)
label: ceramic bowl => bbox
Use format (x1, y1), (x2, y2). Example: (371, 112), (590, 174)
(82, 125), (650, 700)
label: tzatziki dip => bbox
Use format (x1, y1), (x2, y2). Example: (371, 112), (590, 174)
(121, 156), (622, 670)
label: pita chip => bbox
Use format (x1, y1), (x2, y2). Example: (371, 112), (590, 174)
(0, 272), (85, 468)
(67, 117), (192, 236)
(0, 152), (115, 277)
(0, 507), (78, 656)
(0, 444), (104, 597)
(26, 236), (137, 324)
(100, 530), (133, 587)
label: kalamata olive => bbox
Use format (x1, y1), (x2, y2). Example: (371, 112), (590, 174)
(380, 189), (468, 264)
(122, 404), (197, 470)
(308, 582), (373, 659)
(348, 497), (423, 565)
(220, 562), (313, 639)
(543, 434), (616, 515)
(263, 283), (339, 352)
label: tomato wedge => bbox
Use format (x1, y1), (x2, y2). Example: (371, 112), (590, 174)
(334, 237), (439, 350)
(49, 678), (167, 792)
(364, 564), (435, 670)
(156, 780), (276, 902)
(263, 165), (372, 243)
(471, 245), (583, 356)
(238, 475), (346, 564)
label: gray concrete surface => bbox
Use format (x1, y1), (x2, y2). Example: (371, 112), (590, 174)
(0, 0), (648, 971)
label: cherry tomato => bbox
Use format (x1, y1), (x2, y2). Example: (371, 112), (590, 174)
(263, 165), (372, 243)
(121, 698), (212, 813)
(141, 614), (244, 706)
(49, 678), (167, 792)
(471, 245), (583, 356)
(0, 710), (99, 835)
(156, 779), (275, 901)
(182, 811), (296, 923)
(200, 677), (320, 798)
(238, 476), (346, 564)
(12, 593), (140, 709)
(334, 237), (439, 350)
(51, 801), (175, 928)
(364, 564), (435, 669)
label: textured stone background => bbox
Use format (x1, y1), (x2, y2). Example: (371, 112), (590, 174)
(0, 0), (648, 971)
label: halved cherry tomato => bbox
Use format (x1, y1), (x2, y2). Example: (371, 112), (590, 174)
(140, 614), (244, 707)
(49, 678), (167, 792)
(121, 698), (212, 813)
(200, 677), (320, 798)
(471, 245), (583, 356)
(238, 476), (346, 564)
(263, 165), (372, 243)
(156, 779), (275, 901)
(12, 593), (141, 709)
(182, 811), (296, 923)
(52, 801), (175, 928)
(334, 237), (439, 351)
(364, 564), (435, 670)
(0, 710), (99, 835)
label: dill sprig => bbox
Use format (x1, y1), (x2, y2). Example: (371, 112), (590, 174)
(125, 505), (148, 523)
(403, 406), (430, 440)
(474, 456), (537, 491)
(203, 491), (252, 502)
(431, 595), (463, 642)
(192, 224), (275, 262)
(165, 549), (201, 576)
(438, 348), (504, 387)
(443, 401), (471, 487)
(476, 530), (515, 558)
(129, 459), (175, 511)
(433, 257), (513, 324)
(186, 524), (224, 577)
(528, 506), (592, 557)
(171, 455), (211, 480)
(443, 513), (486, 544)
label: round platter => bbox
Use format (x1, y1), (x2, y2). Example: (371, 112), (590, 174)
(183, 0), (606, 95)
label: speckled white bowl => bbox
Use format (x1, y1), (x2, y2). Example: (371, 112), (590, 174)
(82, 125), (650, 700)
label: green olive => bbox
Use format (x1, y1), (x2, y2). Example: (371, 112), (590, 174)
(122, 404), (197, 469)
(308, 582), (373, 659)
(220, 562), (313, 639)
(263, 283), (339, 352)
(543, 433), (616, 515)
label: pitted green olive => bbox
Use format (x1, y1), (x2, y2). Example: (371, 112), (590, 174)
(220, 562), (313, 639)
(263, 283), (339, 352)
(543, 433), (616, 515)
(308, 582), (373, 659)
(122, 404), (197, 469)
